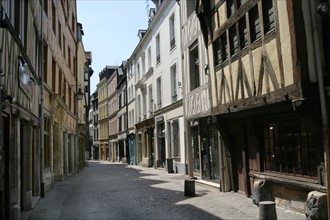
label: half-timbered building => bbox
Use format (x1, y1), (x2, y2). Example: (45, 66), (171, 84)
(196, 0), (330, 213)
(181, 0), (221, 183)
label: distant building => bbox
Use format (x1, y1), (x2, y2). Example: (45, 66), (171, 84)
(107, 66), (119, 161)
(98, 66), (116, 160)
(116, 62), (128, 163)
(91, 90), (99, 160)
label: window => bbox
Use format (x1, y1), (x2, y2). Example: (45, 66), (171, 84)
(229, 25), (238, 56)
(169, 14), (175, 50)
(68, 87), (72, 110)
(148, 85), (153, 115)
(118, 93), (122, 109)
(143, 93), (147, 119)
(68, 47), (71, 70)
(44, 117), (50, 168)
(237, 0), (247, 9)
(239, 16), (248, 49)
(71, 13), (75, 34)
(142, 56), (145, 75)
(58, 21), (62, 49)
(249, 5), (260, 42)
(213, 34), (228, 66)
(119, 116), (122, 132)
(148, 47), (152, 69)
(43, 0), (48, 15)
(52, 1), (56, 36)
(59, 71), (62, 97)
(189, 41), (200, 91)
(262, 0), (275, 34)
(227, 0), (235, 18)
(187, 0), (196, 17)
(15, 0), (27, 46)
(3, 0), (14, 23)
(263, 119), (319, 178)
(170, 64), (177, 102)
(43, 42), (48, 84)
(156, 77), (162, 109)
(137, 95), (141, 121)
(52, 58), (56, 91)
(156, 34), (161, 65)
(137, 63), (140, 81)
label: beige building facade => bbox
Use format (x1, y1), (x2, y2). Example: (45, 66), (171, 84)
(0, 0), (89, 219)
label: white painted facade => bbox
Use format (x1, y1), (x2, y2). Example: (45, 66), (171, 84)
(150, 0), (185, 172)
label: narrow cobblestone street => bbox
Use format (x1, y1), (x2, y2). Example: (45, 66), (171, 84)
(28, 161), (305, 220)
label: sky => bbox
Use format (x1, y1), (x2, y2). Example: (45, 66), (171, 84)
(77, 0), (155, 93)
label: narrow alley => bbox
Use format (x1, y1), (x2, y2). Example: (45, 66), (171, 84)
(27, 162), (305, 220)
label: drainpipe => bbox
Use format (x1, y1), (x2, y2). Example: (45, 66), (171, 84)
(39, 0), (45, 198)
(309, 0), (329, 218)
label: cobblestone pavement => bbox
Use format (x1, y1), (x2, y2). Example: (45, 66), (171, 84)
(28, 161), (305, 220)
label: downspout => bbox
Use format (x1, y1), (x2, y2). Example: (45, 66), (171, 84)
(39, 0), (45, 198)
(309, 0), (330, 218)
(75, 2), (80, 171)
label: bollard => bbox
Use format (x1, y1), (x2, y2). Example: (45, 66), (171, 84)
(184, 178), (195, 197)
(259, 201), (277, 220)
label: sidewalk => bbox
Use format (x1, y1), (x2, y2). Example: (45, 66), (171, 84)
(126, 163), (305, 220)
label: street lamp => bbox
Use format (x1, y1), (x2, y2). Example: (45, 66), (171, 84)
(76, 88), (84, 100)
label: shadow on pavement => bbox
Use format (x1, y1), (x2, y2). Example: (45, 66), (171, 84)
(29, 162), (224, 220)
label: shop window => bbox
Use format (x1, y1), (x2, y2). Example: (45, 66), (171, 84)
(263, 120), (319, 178)
(172, 120), (180, 158)
(249, 5), (260, 42)
(262, 0), (275, 34)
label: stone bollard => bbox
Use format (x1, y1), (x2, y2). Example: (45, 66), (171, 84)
(253, 179), (274, 206)
(259, 201), (277, 220)
(306, 191), (327, 220)
(184, 178), (195, 197)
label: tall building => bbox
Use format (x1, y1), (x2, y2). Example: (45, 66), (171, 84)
(126, 0), (184, 171)
(0, 0), (89, 218)
(196, 0), (330, 216)
(180, 0), (220, 183)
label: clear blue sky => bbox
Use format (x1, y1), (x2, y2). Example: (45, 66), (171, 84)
(77, 0), (154, 93)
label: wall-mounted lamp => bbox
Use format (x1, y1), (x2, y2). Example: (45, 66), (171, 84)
(177, 81), (182, 88)
(66, 84), (84, 100)
(76, 88), (84, 100)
